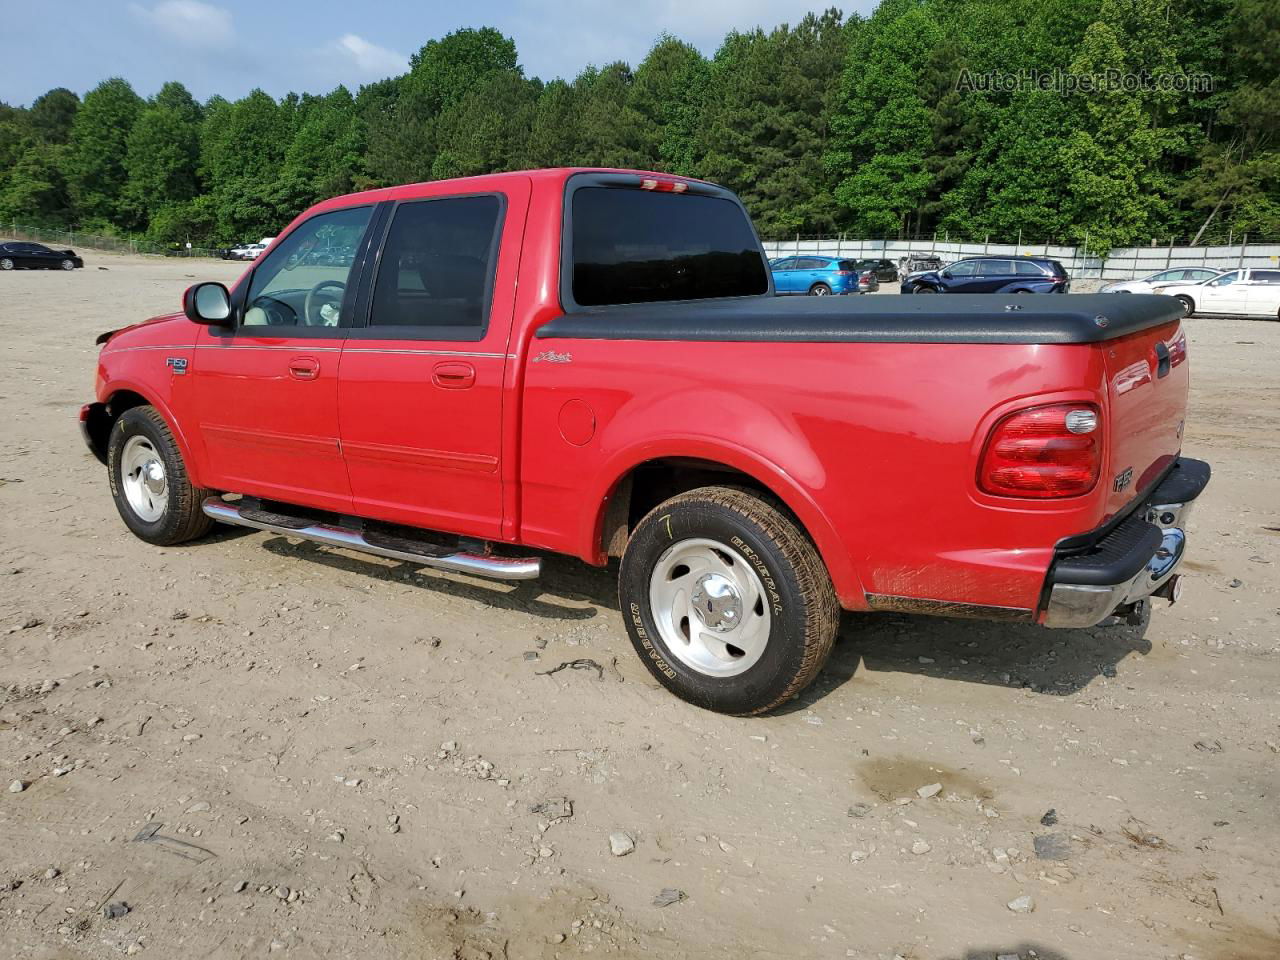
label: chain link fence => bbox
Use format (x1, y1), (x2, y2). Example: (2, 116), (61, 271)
(2, 221), (223, 259)
(761, 233), (1280, 283)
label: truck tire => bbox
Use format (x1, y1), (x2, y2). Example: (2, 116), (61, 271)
(618, 486), (839, 715)
(107, 405), (215, 546)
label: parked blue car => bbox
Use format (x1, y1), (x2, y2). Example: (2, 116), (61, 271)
(901, 255), (1070, 294)
(771, 256), (877, 295)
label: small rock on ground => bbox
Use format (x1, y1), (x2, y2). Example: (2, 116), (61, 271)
(1007, 895), (1035, 914)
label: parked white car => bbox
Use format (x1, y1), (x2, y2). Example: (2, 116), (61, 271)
(1159, 268), (1280, 319)
(243, 237), (275, 261)
(1101, 266), (1223, 294)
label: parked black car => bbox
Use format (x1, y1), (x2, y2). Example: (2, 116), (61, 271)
(850, 258), (898, 282)
(0, 241), (84, 271)
(902, 255), (1069, 294)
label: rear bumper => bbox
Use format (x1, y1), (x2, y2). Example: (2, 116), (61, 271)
(1042, 457), (1210, 627)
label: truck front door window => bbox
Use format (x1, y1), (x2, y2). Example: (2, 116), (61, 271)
(243, 206), (372, 329)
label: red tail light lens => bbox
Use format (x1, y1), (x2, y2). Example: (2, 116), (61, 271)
(979, 403), (1101, 498)
(1168, 329), (1187, 367)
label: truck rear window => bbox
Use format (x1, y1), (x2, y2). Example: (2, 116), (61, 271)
(570, 187), (769, 307)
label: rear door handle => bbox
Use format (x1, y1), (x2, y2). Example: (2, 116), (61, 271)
(432, 361), (476, 389)
(288, 357), (320, 380)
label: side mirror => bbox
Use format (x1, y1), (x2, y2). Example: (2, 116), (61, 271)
(183, 282), (232, 326)
(940, 270), (952, 279)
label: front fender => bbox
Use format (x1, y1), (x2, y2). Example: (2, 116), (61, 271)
(96, 377), (204, 487)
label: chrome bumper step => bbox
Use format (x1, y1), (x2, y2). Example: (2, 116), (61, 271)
(201, 497), (541, 581)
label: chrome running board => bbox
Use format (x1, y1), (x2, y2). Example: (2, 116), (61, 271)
(202, 497), (541, 581)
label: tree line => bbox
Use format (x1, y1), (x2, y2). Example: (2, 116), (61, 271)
(0, 0), (1275, 251)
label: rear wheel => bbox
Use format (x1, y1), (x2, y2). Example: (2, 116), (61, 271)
(108, 405), (215, 546)
(809, 283), (831, 296)
(1175, 295), (1195, 317)
(618, 486), (839, 715)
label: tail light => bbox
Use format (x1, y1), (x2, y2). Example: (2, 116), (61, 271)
(1168, 328), (1187, 367)
(639, 178), (688, 193)
(834, 270), (854, 276)
(979, 402), (1101, 498)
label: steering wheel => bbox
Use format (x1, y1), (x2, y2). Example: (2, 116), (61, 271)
(303, 279), (346, 326)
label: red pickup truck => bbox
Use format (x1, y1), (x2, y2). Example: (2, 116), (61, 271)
(82, 168), (1209, 715)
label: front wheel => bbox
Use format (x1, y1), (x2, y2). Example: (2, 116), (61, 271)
(107, 405), (215, 546)
(61, 259), (75, 271)
(1175, 295), (1195, 317)
(913, 284), (936, 293)
(0, 258), (13, 271)
(618, 486), (839, 715)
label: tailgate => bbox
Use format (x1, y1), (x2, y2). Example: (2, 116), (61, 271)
(1101, 318), (1188, 519)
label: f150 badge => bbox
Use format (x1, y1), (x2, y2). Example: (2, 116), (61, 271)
(1113, 466), (1133, 492)
(165, 357), (188, 374)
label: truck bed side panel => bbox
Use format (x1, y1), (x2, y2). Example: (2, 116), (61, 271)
(520, 338), (1113, 612)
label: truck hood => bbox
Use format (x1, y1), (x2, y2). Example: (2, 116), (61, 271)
(97, 311), (191, 348)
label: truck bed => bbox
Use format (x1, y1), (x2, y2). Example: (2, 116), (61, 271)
(538, 292), (1185, 344)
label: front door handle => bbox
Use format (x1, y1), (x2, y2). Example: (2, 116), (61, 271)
(288, 357), (320, 380)
(432, 361), (476, 389)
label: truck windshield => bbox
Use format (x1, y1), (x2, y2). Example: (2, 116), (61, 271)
(570, 187), (768, 306)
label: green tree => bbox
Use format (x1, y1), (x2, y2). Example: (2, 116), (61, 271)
(275, 86), (363, 213)
(68, 78), (143, 227)
(365, 27), (521, 185)
(0, 142), (73, 226)
(199, 90), (288, 239)
(124, 82), (202, 233)
(571, 63), (653, 169)
(524, 79), (581, 167)
(828, 0), (937, 236)
(1179, 0), (1280, 240)
(1057, 0), (1191, 249)
(432, 73), (539, 179)
(630, 35), (708, 174)
(27, 88), (79, 144)
(701, 10), (850, 236)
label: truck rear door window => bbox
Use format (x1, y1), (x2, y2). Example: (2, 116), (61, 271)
(367, 194), (502, 339)
(571, 187), (768, 306)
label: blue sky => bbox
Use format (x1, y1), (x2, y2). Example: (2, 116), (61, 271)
(1, 0), (871, 106)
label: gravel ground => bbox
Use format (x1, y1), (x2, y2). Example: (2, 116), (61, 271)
(1, 252), (1278, 960)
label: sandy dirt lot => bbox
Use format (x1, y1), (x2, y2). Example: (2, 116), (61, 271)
(1, 251), (1277, 960)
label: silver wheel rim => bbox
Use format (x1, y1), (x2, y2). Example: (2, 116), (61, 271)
(648, 538), (772, 678)
(0, 259), (12, 270)
(120, 435), (168, 523)
(62, 259), (74, 270)
(812, 286), (829, 296)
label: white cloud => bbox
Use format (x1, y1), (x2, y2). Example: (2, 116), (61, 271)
(128, 1), (234, 49)
(336, 33), (408, 78)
